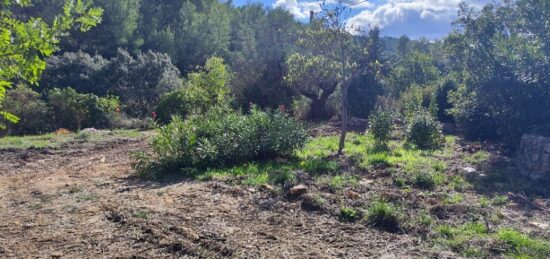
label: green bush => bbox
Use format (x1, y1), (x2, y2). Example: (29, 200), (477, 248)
(2, 85), (52, 135)
(406, 112), (442, 149)
(155, 57), (230, 124)
(368, 109), (393, 145)
(414, 172), (436, 190)
(47, 88), (120, 130)
(137, 107), (307, 176)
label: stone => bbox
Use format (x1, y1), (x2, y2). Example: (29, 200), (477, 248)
(519, 134), (550, 179)
(462, 167), (477, 174)
(289, 184), (308, 195)
(260, 184), (275, 192)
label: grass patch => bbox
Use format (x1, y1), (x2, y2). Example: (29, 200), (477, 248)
(0, 129), (145, 149)
(329, 174), (359, 190)
(366, 200), (401, 232)
(465, 150), (490, 165)
(498, 228), (550, 258)
(339, 207), (360, 222)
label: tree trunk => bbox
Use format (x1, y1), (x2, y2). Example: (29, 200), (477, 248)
(308, 89), (332, 120)
(338, 79), (351, 155)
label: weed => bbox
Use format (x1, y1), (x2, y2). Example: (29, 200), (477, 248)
(330, 175), (359, 190)
(132, 210), (149, 219)
(301, 158), (339, 174)
(394, 177), (407, 188)
(414, 172), (437, 190)
(492, 195), (508, 206)
(465, 150), (490, 165)
(498, 228), (550, 258)
(366, 200), (401, 232)
(339, 207), (360, 222)
(479, 196), (490, 208)
(449, 175), (469, 191)
(444, 193), (465, 205)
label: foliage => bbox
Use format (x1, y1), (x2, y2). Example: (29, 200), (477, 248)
(387, 51), (440, 96)
(446, 0), (550, 149)
(107, 49), (182, 117)
(368, 109), (393, 145)
(406, 112), (442, 149)
(137, 107), (307, 176)
(47, 87), (119, 130)
(0, 0), (103, 128)
(2, 85), (51, 135)
(155, 57), (230, 124)
(339, 207), (360, 222)
(366, 200), (401, 232)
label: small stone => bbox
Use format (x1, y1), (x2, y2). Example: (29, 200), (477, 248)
(462, 167), (476, 173)
(345, 190), (360, 200)
(360, 179), (374, 186)
(99, 156), (106, 163)
(289, 184), (308, 195)
(260, 184), (275, 192)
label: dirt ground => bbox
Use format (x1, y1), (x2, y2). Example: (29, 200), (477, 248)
(0, 134), (548, 258)
(0, 136), (432, 258)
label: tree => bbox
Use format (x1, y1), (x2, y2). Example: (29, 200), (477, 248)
(286, 1), (370, 155)
(0, 0), (103, 128)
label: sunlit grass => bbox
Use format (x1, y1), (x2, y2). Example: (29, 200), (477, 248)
(0, 129), (145, 149)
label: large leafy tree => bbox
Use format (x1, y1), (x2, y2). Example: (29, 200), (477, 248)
(446, 1), (550, 149)
(0, 0), (103, 128)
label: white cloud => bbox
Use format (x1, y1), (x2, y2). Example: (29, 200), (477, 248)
(274, 0), (321, 20)
(346, 0), (494, 38)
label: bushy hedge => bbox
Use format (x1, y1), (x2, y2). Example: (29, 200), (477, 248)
(134, 107), (308, 176)
(48, 88), (120, 131)
(2, 85), (51, 135)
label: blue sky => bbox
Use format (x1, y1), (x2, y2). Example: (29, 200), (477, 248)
(232, 0), (495, 39)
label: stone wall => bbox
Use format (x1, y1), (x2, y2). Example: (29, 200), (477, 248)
(519, 134), (550, 179)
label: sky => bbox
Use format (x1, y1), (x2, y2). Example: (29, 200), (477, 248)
(232, 0), (496, 39)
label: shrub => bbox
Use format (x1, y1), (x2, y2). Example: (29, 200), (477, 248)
(368, 109), (393, 145)
(47, 88), (120, 130)
(339, 207), (360, 222)
(2, 85), (52, 135)
(366, 200), (401, 232)
(406, 112), (442, 149)
(414, 172), (436, 190)
(155, 57), (231, 124)
(137, 107), (307, 176)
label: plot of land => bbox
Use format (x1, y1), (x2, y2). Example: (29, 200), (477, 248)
(0, 130), (548, 258)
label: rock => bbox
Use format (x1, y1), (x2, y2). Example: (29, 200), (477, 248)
(359, 179), (374, 186)
(289, 184), (308, 195)
(462, 167), (477, 174)
(519, 134), (550, 179)
(345, 190), (360, 200)
(260, 184), (275, 192)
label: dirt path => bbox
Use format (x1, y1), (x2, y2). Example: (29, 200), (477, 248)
(0, 137), (439, 258)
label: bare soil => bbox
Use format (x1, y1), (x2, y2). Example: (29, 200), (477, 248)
(0, 134), (548, 258)
(0, 136), (423, 258)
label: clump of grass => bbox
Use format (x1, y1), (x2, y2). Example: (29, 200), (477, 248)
(366, 200), (401, 232)
(301, 158), (339, 174)
(449, 175), (469, 191)
(339, 207), (360, 222)
(76, 193), (97, 202)
(436, 222), (490, 257)
(363, 152), (391, 168)
(414, 172), (437, 190)
(479, 196), (490, 208)
(330, 175), (359, 190)
(393, 177), (407, 188)
(465, 150), (490, 165)
(492, 195), (508, 206)
(444, 193), (465, 205)
(497, 228), (550, 258)
(132, 210), (149, 219)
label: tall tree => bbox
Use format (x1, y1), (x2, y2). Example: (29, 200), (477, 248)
(0, 0), (103, 128)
